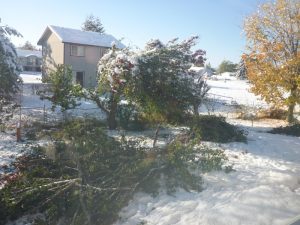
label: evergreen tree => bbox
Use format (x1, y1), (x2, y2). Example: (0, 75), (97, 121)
(0, 19), (22, 124)
(82, 14), (105, 34)
(235, 58), (247, 80)
(19, 41), (38, 51)
(38, 65), (82, 112)
(129, 37), (209, 123)
(217, 60), (237, 74)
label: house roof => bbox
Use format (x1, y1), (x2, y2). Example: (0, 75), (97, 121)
(189, 66), (213, 76)
(16, 49), (42, 58)
(37, 25), (125, 49)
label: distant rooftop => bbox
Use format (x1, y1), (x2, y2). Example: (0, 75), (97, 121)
(38, 25), (125, 49)
(16, 49), (42, 58)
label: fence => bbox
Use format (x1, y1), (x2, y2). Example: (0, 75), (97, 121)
(17, 105), (105, 126)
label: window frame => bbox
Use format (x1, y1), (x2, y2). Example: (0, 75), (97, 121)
(71, 45), (85, 57)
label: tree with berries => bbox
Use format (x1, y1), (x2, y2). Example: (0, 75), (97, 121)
(84, 45), (134, 129)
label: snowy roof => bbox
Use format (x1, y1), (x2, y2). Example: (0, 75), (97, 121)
(189, 66), (205, 73)
(16, 49), (42, 58)
(189, 66), (213, 76)
(37, 25), (125, 49)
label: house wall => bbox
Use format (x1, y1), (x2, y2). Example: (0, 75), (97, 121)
(64, 44), (108, 88)
(42, 32), (64, 76)
(17, 56), (42, 72)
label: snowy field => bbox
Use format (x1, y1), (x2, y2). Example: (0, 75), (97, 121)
(115, 119), (300, 225)
(1, 73), (300, 224)
(114, 74), (300, 225)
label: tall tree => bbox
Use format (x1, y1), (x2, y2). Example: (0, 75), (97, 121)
(19, 41), (38, 51)
(82, 14), (105, 34)
(0, 19), (22, 124)
(129, 37), (209, 123)
(244, 0), (300, 122)
(217, 60), (237, 74)
(236, 58), (247, 80)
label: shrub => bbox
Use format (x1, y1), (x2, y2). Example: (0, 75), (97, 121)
(189, 115), (247, 143)
(116, 103), (146, 131)
(269, 124), (300, 137)
(257, 107), (287, 120)
(0, 120), (146, 225)
(0, 119), (229, 224)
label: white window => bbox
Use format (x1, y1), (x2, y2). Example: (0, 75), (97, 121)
(71, 45), (85, 57)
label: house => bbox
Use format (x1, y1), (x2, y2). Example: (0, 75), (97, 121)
(16, 49), (42, 72)
(37, 25), (125, 87)
(189, 66), (214, 80)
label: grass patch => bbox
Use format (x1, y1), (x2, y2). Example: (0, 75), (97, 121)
(269, 124), (300, 137)
(189, 115), (247, 143)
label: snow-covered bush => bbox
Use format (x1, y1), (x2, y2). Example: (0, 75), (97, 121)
(87, 37), (209, 129)
(128, 36), (209, 124)
(0, 118), (228, 224)
(0, 19), (22, 125)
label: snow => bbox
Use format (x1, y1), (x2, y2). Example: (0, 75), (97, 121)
(206, 78), (267, 107)
(39, 25), (125, 49)
(114, 79), (300, 225)
(19, 72), (42, 84)
(1, 73), (300, 224)
(0, 132), (26, 174)
(115, 119), (300, 225)
(16, 49), (42, 58)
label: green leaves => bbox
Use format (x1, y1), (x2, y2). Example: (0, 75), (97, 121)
(38, 65), (82, 112)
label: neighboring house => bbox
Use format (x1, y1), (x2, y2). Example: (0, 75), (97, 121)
(37, 25), (125, 88)
(16, 49), (42, 72)
(189, 66), (214, 80)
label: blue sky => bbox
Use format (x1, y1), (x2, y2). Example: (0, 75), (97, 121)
(1, 0), (264, 67)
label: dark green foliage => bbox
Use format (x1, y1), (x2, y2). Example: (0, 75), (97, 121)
(19, 41), (38, 51)
(82, 14), (105, 34)
(129, 37), (206, 124)
(116, 103), (146, 131)
(0, 19), (22, 125)
(38, 65), (82, 112)
(236, 58), (247, 79)
(189, 115), (247, 143)
(218, 60), (237, 73)
(0, 119), (145, 224)
(140, 140), (227, 195)
(0, 119), (228, 224)
(269, 124), (300, 137)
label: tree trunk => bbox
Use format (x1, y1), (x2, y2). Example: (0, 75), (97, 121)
(108, 96), (118, 130)
(153, 124), (161, 148)
(287, 103), (295, 123)
(193, 103), (199, 116)
(287, 85), (297, 123)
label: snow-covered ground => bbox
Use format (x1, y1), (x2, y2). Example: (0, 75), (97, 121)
(1, 73), (300, 224)
(115, 119), (300, 225)
(114, 75), (300, 225)
(206, 73), (267, 107)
